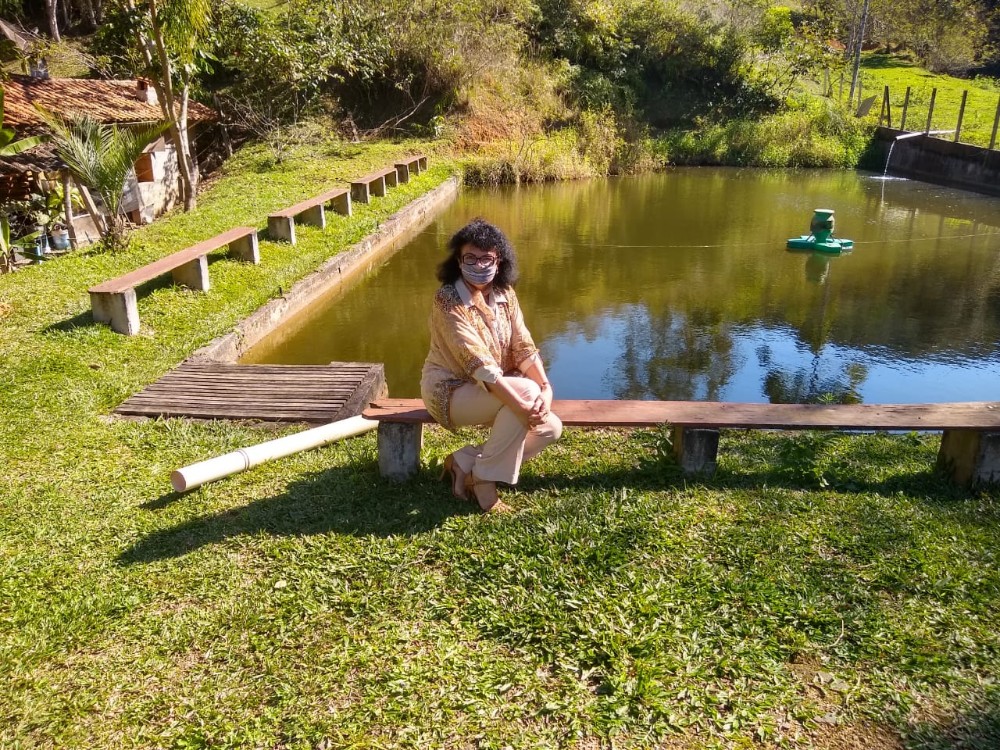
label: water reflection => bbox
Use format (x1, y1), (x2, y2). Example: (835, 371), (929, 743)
(244, 169), (1000, 404)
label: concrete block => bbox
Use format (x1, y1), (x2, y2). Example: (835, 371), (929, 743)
(91, 290), (140, 335)
(268, 215), (296, 244)
(229, 231), (260, 264)
(378, 422), (423, 481)
(938, 430), (1000, 488)
(672, 426), (719, 477)
(172, 254), (210, 291)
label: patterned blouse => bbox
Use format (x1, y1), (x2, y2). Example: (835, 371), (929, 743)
(420, 279), (539, 430)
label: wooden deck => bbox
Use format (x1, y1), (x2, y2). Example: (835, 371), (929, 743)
(115, 361), (386, 423)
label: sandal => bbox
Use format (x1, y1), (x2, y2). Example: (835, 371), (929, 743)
(468, 475), (513, 514)
(439, 453), (471, 501)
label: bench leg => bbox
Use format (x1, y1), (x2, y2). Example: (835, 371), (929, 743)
(672, 426), (719, 477)
(372, 176), (387, 198)
(351, 184), (370, 204)
(378, 422), (423, 481)
(228, 231), (260, 264)
(938, 430), (1000, 488)
(300, 204), (326, 229)
(330, 192), (352, 217)
(417, 156), (428, 173)
(172, 255), (210, 291)
(91, 290), (140, 335)
(384, 169), (398, 189)
(268, 215), (296, 244)
(395, 164), (410, 183)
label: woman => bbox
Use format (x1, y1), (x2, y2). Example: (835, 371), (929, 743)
(421, 218), (562, 513)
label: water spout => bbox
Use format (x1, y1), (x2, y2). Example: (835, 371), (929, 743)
(882, 130), (956, 177)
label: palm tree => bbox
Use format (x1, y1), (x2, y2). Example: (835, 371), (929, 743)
(0, 89), (47, 272)
(36, 111), (167, 253)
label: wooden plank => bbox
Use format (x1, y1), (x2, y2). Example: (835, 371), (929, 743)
(363, 399), (1000, 431)
(270, 188), (350, 219)
(89, 227), (257, 294)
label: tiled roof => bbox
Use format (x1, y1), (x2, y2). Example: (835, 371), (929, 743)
(2, 75), (216, 129)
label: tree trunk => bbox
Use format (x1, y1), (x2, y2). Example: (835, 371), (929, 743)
(76, 0), (97, 30)
(848, 0), (871, 104)
(61, 0), (71, 29)
(131, 0), (199, 211)
(45, 0), (61, 42)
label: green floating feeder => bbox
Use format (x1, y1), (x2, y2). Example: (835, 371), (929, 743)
(787, 208), (854, 254)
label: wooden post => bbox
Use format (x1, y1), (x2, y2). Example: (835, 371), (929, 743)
(900, 86), (911, 131)
(925, 88), (937, 134)
(955, 90), (968, 142)
(990, 96), (1000, 151)
(61, 171), (77, 250)
(879, 85), (891, 127)
(74, 179), (106, 236)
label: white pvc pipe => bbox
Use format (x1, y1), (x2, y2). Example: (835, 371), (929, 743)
(171, 415), (377, 492)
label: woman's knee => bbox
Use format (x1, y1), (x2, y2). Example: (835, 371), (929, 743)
(542, 413), (563, 442)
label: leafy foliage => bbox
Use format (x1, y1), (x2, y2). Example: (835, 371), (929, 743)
(37, 111), (167, 253)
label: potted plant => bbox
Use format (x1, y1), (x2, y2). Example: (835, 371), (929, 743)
(50, 221), (70, 250)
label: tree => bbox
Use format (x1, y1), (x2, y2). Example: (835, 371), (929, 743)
(38, 111), (167, 253)
(120, 0), (210, 211)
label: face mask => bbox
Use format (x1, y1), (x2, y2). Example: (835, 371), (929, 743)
(461, 264), (497, 286)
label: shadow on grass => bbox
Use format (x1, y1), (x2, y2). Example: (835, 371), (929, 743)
(862, 54), (917, 70)
(120, 431), (992, 565)
(118, 461), (477, 564)
(904, 696), (1000, 749)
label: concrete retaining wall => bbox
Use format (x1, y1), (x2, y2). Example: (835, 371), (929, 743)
(874, 127), (1000, 197)
(191, 175), (460, 363)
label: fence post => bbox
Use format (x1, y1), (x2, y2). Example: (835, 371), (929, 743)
(900, 86), (911, 131)
(955, 90), (968, 142)
(990, 96), (1000, 151)
(925, 88), (937, 134)
(879, 85), (892, 127)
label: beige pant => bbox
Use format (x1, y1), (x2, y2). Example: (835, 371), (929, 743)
(448, 377), (563, 484)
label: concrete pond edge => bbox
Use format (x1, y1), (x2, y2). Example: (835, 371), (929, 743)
(189, 175), (461, 364)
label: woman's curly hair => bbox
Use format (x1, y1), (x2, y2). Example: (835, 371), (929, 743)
(437, 218), (519, 290)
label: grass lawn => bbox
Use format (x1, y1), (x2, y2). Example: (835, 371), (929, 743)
(2, 135), (1000, 748)
(859, 54), (1000, 147)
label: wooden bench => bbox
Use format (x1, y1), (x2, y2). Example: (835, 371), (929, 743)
(362, 398), (1000, 487)
(267, 187), (352, 245)
(393, 154), (428, 183)
(350, 167), (399, 204)
(89, 226), (259, 336)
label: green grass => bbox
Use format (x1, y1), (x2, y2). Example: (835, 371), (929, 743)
(3, 134), (1000, 748)
(859, 54), (1000, 147)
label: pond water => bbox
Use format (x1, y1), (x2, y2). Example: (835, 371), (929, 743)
(243, 169), (1000, 404)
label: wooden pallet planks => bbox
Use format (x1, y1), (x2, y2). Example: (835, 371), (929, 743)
(116, 361), (386, 423)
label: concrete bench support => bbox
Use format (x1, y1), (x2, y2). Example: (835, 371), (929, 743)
(938, 430), (1000, 488)
(90, 289), (139, 336)
(171, 254), (210, 291)
(672, 426), (720, 477)
(378, 422), (423, 481)
(267, 215), (296, 245)
(330, 191), (351, 217)
(268, 188), (351, 245)
(229, 232), (260, 263)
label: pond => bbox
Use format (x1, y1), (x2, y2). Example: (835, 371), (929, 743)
(243, 169), (1000, 404)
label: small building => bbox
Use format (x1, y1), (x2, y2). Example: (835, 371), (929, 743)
(0, 73), (216, 246)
